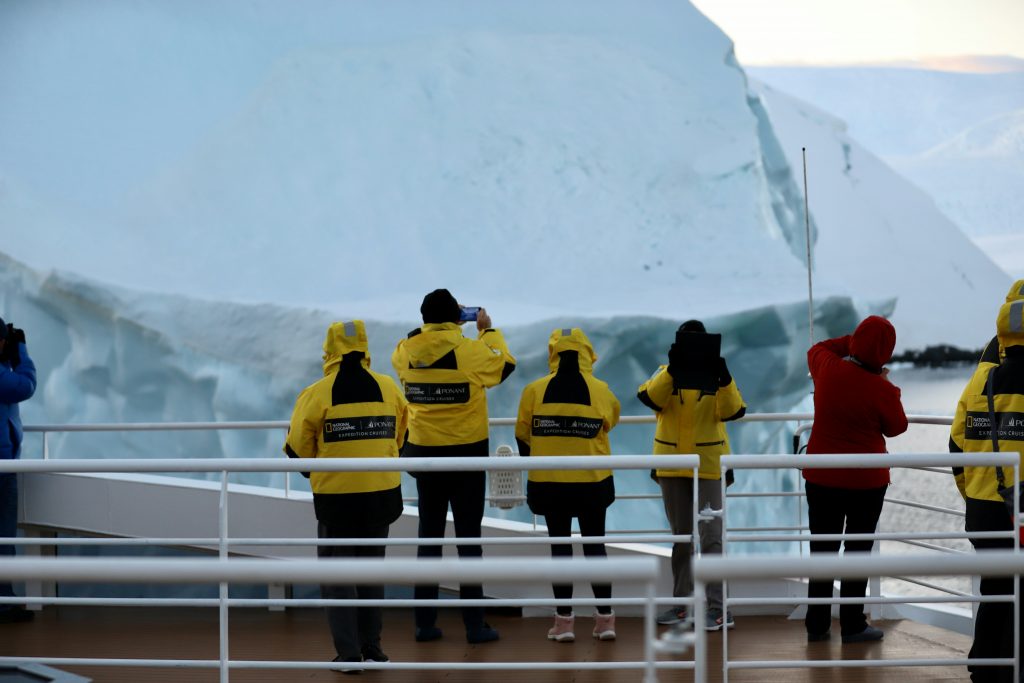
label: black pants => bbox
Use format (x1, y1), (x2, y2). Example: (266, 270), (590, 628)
(317, 520), (389, 660)
(414, 471), (486, 630)
(966, 498), (1020, 683)
(804, 482), (887, 637)
(545, 509), (611, 615)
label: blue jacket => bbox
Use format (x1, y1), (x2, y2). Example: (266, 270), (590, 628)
(0, 343), (36, 460)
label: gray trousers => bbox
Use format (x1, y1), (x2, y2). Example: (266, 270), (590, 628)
(659, 476), (723, 610)
(318, 521), (389, 660)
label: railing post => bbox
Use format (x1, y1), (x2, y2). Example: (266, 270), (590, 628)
(42, 431), (49, 461)
(720, 470), (729, 683)
(642, 579), (658, 683)
(869, 540), (882, 621)
(694, 579), (707, 683)
(219, 471), (230, 683)
(1015, 463), (1020, 683)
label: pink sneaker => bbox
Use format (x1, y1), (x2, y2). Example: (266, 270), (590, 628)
(547, 613), (575, 642)
(593, 611), (616, 641)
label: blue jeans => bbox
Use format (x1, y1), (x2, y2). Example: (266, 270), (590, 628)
(0, 473), (17, 598)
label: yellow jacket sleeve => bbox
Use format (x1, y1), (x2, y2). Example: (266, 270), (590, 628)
(638, 366), (674, 410)
(473, 329), (516, 387)
(284, 386), (320, 459)
(716, 379), (746, 421)
(515, 381), (536, 447)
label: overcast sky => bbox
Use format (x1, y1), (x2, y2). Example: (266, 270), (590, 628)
(691, 0), (1024, 68)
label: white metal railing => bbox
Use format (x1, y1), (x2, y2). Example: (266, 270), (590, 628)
(0, 454), (700, 682)
(0, 556), (663, 679)
(8, 415), (1017, 680)
(711, 451), (1021, 683)
(692, 551), (1024, 683)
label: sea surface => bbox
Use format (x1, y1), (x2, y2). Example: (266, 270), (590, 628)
(865, 364), (978, 604)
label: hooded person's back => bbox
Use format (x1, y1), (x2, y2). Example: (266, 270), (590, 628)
(804, 316), (909, 489)
(515, 328), (620, 476)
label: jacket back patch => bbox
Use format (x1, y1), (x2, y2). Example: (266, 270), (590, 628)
(404, 382), (470, 404)
(323, 416), (397, 442)
(531, 415), (603, 439)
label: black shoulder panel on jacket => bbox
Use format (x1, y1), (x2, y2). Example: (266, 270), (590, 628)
(410, 348), (458, 370)
(500, 361), (516, 383)
(542, 372), (591, 406)
(637, 389), (662, 412)
(992, 358), (1024, 394)
(722, 406), (746, 422)
(331, 364), (384, 405)
(979, 336), (1000, 365)
(407, 328), (422, 338)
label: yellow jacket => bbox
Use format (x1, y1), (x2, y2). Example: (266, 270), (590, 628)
(284, 321), (408, 496)
(392, 322), (515, 451)
(951, 296), (1024, 501)
(516, 328), (620, 483)
(637, 365), (746, 479)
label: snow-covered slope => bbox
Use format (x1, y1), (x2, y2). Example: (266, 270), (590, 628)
(1, 1), (817, 322)
(750, 81), (1012, 349)
(750, 65), (1024, 277)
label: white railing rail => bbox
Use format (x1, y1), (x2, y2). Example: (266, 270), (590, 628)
(0, 557), (666, 680)
(710, 451), (1020, 683)
(692, 551), (1024, 683)
(9, 416), (1011, 681)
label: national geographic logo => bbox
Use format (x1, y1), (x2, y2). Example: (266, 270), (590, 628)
(531, 415), (603, 439)
(965, 411), (1024, 442)
(404, 382), (470, 404)
(323, 416), (397, 443)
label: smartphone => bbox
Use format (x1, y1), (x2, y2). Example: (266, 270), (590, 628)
(459, 306), (481, 322)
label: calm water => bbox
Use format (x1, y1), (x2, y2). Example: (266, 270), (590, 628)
(877, 364), (977, 601)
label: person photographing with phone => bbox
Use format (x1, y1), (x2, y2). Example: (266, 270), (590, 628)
(0, 320), (36, 624)
(392, 289), (516, 644)
(637, 320), (746, 631)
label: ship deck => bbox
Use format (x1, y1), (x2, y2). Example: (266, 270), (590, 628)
(1, 606), (973, 682)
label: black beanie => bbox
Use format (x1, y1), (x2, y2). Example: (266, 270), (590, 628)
(421, 289), (461, 324)
(678, 319), (706, 334)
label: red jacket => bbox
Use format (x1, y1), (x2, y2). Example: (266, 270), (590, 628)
(803, 316), (909, 489)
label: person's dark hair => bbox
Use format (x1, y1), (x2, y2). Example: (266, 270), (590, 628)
(678, 319), (706, 334)
(420, 289), (461, 324)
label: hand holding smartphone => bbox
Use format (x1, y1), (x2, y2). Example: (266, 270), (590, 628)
(459, 306), (481, 323)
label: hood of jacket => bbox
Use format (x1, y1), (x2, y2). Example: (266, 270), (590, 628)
(401, 323), (465, 368)
(1007, 279), (1024, 302)
(547, 328), (596, 373)
(321, 320), (371, 375)
(849, 315), (896, 372)
(997, 299), (1024, 349)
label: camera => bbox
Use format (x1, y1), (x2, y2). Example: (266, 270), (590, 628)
(459, 306), (481, 323)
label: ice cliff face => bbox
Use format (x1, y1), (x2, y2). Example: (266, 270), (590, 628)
(1, 249), (874, 533)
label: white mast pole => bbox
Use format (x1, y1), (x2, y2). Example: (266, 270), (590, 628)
(802, 147), (814, 347)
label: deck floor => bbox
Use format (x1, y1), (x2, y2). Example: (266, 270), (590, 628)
(1, 606), (974, 682)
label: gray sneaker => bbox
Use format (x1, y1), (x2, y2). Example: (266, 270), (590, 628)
(704, 608), (734, 631)
(656, 607), (688, 625)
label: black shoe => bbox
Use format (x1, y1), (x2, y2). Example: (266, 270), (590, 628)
(842, 625), (883, 643)
(361, 643), (389, 663)
(807, 630), (831, 642)
(0, 607), (34, 624)
(331, 655), (364, 675)
(415, 626), (443, 642)
(466, 622), (500, 644)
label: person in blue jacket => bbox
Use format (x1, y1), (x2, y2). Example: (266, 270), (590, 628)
(0, 319), (36, 624)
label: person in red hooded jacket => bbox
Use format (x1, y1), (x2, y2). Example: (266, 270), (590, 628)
(803, 315), (908, 644)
